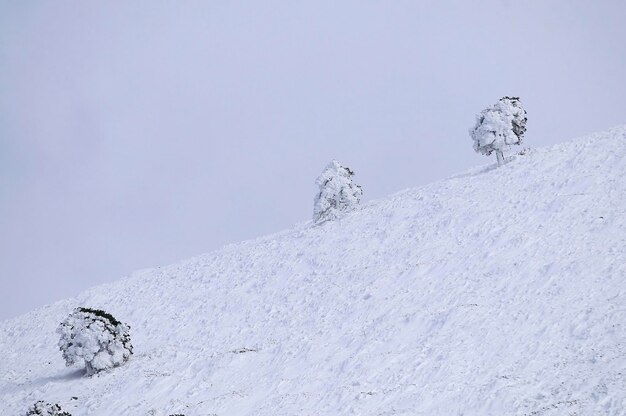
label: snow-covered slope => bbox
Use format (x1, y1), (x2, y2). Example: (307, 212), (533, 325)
(2, 127), (626, 416)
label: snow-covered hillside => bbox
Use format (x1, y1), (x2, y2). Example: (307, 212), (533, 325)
(2, 127), (625, 415)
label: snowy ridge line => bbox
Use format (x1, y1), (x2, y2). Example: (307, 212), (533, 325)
(1, 125), (626, 415)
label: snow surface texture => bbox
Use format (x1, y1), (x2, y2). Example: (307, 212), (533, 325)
(1, 127), (625, 415)
(313, 160), (363, 223)
(470, 97), (528, 164)
(57, 308), (132, 376)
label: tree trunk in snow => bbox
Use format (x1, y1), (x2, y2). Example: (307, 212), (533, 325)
(496, 149), (504, 166)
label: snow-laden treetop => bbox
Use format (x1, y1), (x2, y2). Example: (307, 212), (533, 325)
(470, 96), (528, 165)
(313, 160), (362, 223)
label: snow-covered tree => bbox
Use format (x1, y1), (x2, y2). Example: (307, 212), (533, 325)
(57, 307), (133, 376)
(313, 160), (362, 223)
(25, 401), (71, 416)
(470, 96), (527, 165)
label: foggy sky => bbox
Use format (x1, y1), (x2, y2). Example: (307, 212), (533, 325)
(1, 0), (625, 320)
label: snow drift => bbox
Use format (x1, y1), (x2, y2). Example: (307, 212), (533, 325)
(1, 127), (625, 415)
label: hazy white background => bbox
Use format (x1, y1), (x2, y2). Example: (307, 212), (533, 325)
(1, 0), (624, 320)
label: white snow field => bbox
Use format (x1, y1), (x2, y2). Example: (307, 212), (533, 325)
(2, 127), (626, 416)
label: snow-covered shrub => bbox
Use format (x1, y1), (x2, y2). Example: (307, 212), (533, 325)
(470, 96), (527, 165)
(313, 160), (363, 223)
(57, 307), (133, 376)
(25, 401), (71, 416)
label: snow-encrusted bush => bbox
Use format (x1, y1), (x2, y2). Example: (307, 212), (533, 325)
(57, 307), (133, 376)
(313, 160), (363, 223)
(470, 96), (527, 165)
(25, 401), (71, 416)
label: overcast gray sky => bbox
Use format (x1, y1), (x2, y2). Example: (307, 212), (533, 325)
(1, 0), (624, 320)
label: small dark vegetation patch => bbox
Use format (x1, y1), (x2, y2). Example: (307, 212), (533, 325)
(25, 401), (71, 416)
